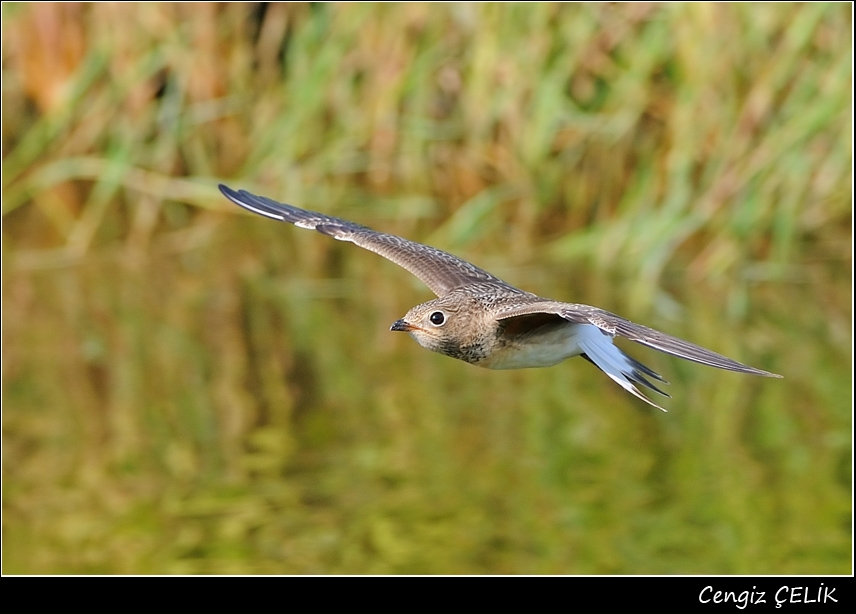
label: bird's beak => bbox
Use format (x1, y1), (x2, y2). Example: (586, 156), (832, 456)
(390, 319), (417, 332)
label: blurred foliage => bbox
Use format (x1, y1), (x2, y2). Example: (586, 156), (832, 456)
(1, 3), (851, 574)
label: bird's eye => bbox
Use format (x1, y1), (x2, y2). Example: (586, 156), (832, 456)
(429, 311), (446, 326)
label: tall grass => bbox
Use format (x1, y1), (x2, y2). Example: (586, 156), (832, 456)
(2, 3), (851, 574)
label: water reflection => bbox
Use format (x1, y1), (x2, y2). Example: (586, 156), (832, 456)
(3, 248), (849, 573)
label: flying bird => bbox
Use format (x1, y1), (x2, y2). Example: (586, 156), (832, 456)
(219, 184), (781, 411)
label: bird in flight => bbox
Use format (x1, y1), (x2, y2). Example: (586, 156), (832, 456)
(219, 185), (781, 411)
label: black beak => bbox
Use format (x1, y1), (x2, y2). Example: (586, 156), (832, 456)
(390, 319), (416, 332)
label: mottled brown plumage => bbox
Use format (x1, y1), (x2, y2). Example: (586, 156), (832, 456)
(220, 184), (781, 411)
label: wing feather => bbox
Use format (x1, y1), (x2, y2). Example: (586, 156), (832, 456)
(496, 301), (782, 378)
(220, 185), (511, 297)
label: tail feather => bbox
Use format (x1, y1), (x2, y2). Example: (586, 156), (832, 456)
(577, 326), (670, 412)
(625, 354), (669, 384)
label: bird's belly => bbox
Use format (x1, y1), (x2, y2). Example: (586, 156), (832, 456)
(476, 323), (591, 370)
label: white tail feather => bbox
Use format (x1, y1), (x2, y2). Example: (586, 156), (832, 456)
(576, 325), (668, 412)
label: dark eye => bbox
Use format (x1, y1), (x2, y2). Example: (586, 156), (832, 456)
(429, 311), (445, 326)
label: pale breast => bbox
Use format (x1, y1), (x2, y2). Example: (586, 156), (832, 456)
(475, 321), (596, 370)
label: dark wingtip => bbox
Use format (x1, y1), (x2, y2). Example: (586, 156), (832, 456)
(217, 184), (289, 221)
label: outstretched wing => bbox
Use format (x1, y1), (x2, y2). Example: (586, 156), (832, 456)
(219, 185), (513, 297)
(497, 300), (782, 377)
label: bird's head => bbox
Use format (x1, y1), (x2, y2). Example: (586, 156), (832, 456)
(389, 295), (491, 363)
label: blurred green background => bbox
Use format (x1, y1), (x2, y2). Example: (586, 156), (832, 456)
(2, 3), (851, 574)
